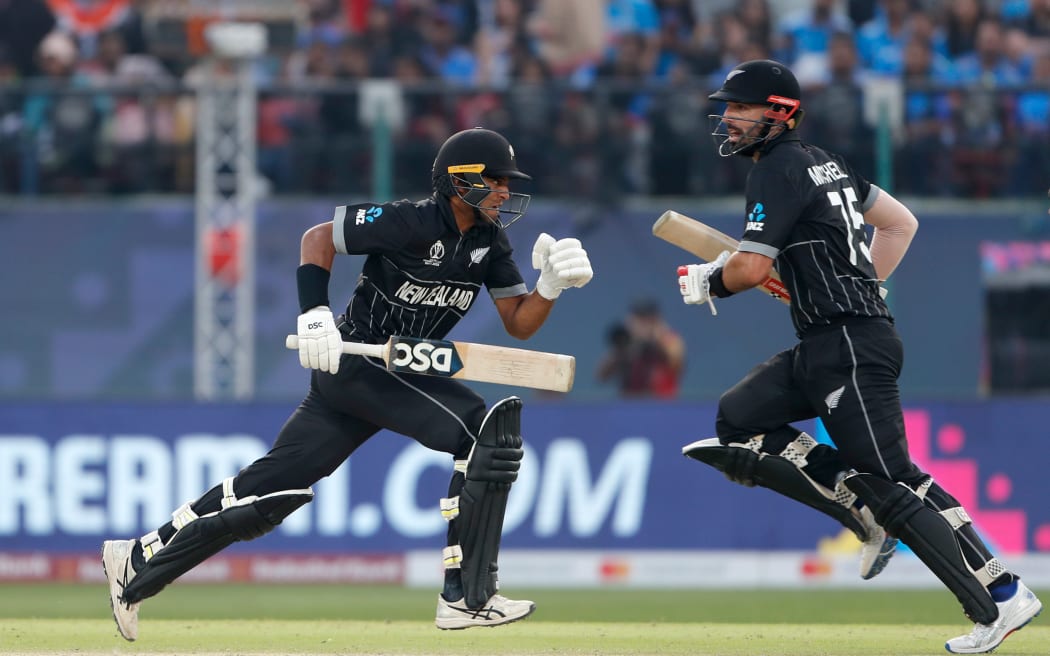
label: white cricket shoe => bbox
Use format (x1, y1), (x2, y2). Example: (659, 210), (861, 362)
(857, 505), (898, 580)
(435, 593), (535, 630)
(945, 580), (1042, 653)
(101, 539), (141, 641)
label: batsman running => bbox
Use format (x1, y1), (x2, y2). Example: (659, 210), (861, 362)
(101, 127), (593, 638)
(674, 59), (1041, 654)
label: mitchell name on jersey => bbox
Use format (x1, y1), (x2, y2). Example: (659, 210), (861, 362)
(806, 161), (849, 187)
(394, 281), (475, 310)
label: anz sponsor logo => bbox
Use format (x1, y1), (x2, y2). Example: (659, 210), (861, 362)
(390, 338), (460, 375)
(355, 206), (383, 225)
(746, 202), (767, 232)
(394, 281), (474, 310)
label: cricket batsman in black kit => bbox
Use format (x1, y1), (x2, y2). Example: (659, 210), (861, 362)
(101, 127), (594, 639)
(675, 60), (1041, 653)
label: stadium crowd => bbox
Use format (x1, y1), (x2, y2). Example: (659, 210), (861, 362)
(0, 0), (1048, 199)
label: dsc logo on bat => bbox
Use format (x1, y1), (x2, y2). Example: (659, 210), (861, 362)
(390, 338), (463, 375)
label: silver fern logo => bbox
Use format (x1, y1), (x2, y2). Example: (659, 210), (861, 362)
(469, 247), (490, 265)
(825, 385), (846, 412)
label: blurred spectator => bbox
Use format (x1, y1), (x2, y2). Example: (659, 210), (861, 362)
(505, 53), (555, 189)
(706, 10), (772, 88)
(596, 299), (685, 399)
(0, 44), (22, 192)
(777, 0), (854, 71)
(948, 19), (1020, 197)
(896, 33), (955, 196)
(301, 0), (351, 48)
(1004, 26), (1036, 78)
(647, 60), (710, 195)
(736, 0), (774, 53)
(848, 0), (879, 26)
(944, 0), (986, 58)
(315, 38), (370, 192)
(650, 0), (701, 80)
(286, 40), (337, 84)
(550, 89), (602, 198)
(0, 0), (56, 78)
(23, 30), (108, 192)
(527, 0), (606, 78)
(1009, 45), (1050, 194)
(474, 0), (531, 88)
(390, 54), (453, 196)
(360, 2), (398, 77)
(419, 5), (478, 85)
(954, 18), (1026, 84)
(856, 0), (912, 74)
(86, 28), (175, 193)
(1007, 0), (1050, 42)
(603, 0), (661, 82)
(803, 31), (876, 181)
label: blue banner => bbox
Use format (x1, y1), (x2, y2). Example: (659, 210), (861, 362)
(2, 399), (1048, 554)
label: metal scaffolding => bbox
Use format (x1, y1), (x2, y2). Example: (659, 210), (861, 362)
(193, 27), (263, 400)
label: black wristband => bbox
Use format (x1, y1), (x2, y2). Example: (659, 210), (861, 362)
(708, 268), (736, 299)
(297, 264), (331, 313)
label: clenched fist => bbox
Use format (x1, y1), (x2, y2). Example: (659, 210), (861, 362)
(532, 233), (594, 300)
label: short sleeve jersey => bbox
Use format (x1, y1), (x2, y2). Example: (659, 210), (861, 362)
(331, 195), (527, 343)
(737, 134), (891, 335)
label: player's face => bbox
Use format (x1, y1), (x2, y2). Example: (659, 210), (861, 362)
(721, 102), (771, 149)
(475, 175), (511, 224)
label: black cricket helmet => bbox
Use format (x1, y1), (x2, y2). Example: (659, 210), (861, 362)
(708, 59), (803, 157)
(432, 127), (532, 228)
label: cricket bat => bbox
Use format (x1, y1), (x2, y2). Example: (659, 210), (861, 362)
(285, 335), (575, 393)
(652, 210), (791, 305)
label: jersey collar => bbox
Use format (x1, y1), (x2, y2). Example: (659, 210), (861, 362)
(433, 192), (460, 232)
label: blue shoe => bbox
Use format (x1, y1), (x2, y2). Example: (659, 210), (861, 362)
(858, 505), (897, 580)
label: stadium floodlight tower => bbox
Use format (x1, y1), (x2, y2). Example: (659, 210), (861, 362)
(193, 22), (267, 400)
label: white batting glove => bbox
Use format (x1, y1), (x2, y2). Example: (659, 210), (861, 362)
(296, 306), (343, 374)
(532, 232), (594, 300)
(678, 250), (730, 315)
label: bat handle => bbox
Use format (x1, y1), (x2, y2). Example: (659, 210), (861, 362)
(677, 266), (689, 276)
(284, 335), (386, 358)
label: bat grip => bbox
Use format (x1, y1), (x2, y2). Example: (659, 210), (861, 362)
(285, 335), (386, 358)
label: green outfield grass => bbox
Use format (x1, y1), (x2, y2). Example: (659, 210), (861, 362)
(1, 584), (1046, 655)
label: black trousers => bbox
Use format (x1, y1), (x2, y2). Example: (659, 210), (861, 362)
(716, 318), (926, 486)
(179, 353), (488, 522)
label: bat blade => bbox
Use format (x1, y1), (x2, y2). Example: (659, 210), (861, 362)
(442, 340), (575, 393)
(286, 335), (575, 392)
(653, 210), (791, 305)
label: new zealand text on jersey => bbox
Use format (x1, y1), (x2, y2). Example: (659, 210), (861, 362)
(395, 281), (474, 310)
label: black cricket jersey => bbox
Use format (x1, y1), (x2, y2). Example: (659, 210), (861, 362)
(737, 133), (892, 336)
(331, 194), (528, 343)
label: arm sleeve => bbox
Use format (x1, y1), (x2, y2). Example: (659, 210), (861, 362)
(864, 185), (919, 280)
(332, 202), (413, 255)
(485, 230), (528, 299)
(737, 165), (805, 259)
